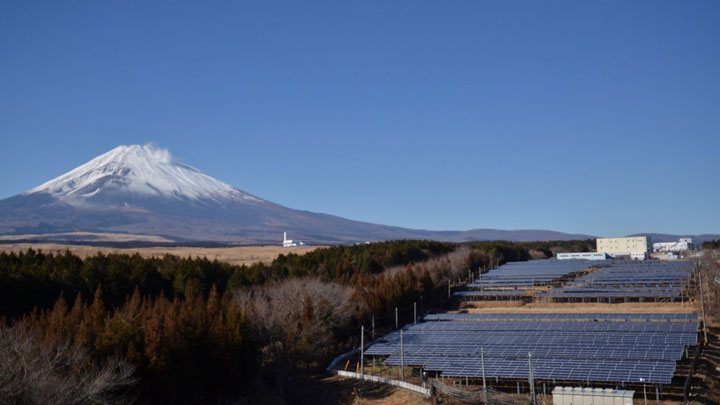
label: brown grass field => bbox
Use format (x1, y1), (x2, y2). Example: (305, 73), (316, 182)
(0, 243), (323, 266)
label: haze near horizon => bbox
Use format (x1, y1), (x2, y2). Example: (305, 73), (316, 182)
(1, 1), (719, 236)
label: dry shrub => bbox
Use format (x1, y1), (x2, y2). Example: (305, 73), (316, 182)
(235, 278), (359, 364)
(0, 324), (136, 405)
(528, 249), (548, 260)
(381, 246), (473, 283)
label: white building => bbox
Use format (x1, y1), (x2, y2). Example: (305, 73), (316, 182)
(552, 386), (634, 405)
(653, 238), (693, 252)
(557, 252), (607, 261)
(282, 232), (303, 247)
(596, 236), (650, 260)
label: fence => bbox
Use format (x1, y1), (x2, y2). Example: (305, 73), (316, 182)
(326, 345), (432, 397)
(330, 370), (432, 397)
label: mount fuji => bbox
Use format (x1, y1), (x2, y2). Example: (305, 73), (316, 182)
(0, 144), (595, 245)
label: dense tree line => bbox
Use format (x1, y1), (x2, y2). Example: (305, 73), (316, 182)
(0, 250), (235, 319)
(13, 283), (255, 403)
(701, 239), (720, 250)
(0, 240), (454, 318)
(229, 239), (456, 286)
(0, 239), (591, 403)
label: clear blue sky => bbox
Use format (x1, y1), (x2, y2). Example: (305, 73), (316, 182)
(1, 1), (719, 236)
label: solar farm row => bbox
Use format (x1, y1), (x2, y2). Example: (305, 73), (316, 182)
(409, 320), (697, 334)
(538, 291), (680, 299)
(454, 291), (527, 298)
(367, 343), (684, 361)
(383, 355), (677, 384)
(423, 312), (698, 322)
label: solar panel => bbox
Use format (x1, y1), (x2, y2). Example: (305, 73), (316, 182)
(540, 260), (694, 300)
(454, 291), (528, 297)
(469, 259), (602, 288)
(424, 312), (698, 322)
(424, 313), (698, 322)
(367, 261), (699, 384)
(382, 355), (677, 384)
(365, 312), (698, 384)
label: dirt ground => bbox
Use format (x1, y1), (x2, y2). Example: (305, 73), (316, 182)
(318, 375), (430, 405)
(0, 243), (322, 266)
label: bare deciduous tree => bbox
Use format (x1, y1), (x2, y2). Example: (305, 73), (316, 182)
(235, 278), (359, 364)
(698, 250), (720, 324)
(0, 324), (137, 405)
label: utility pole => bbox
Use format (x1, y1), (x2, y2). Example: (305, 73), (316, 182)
(400, 330), (405, 381)
(528, 352), (536, 405)
(371, 315), (375, 341)
(414, 302), (417, 324)
(395, 307), (398, 329)
(448, 279), (451, 299)
(360, 325), (364, 374)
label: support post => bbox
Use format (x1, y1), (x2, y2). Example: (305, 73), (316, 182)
(481, 347), (488, 403)
(400, 330), (405, 381)
(414, 302), (417, 324)
(395, 307), (398, 329)
(655, 385), (659, 402)
(528, 352), (536, 405)
(360, 325), (364, 375)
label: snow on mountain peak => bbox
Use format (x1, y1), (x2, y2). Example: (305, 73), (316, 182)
(28, 144), (264, 205)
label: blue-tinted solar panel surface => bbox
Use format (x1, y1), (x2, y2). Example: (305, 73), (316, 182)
(365, 312), (697, 384)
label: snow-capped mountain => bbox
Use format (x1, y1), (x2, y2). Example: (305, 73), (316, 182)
(0, 144), (597, 244)
(28, 144), (263, 207)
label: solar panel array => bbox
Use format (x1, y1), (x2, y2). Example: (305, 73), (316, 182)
(424, 313), (698, 322)
(468, 259), (598, 289)
(365, 313), (697, 384)
(454, 290), (528, 298)
(539, 261), (693, 301)
(566, 261), (693, 286)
